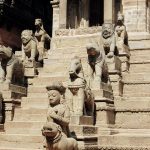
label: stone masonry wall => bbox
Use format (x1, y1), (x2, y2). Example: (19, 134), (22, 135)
(122, 0), (148, 32)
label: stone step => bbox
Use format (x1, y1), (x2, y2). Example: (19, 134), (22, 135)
(0, 134), (43, 149)
(0, 148), (41, 150)
(51, 33), (100, 49)
(130, 49), (150, 62)
(5, 128), (42, 135)
(129, 39), (150, 50)
(33, 76), (68, 86)
(123, 82), (150, 94)
(13, 114), (47, 122)
(21, 97), (49, 107)
(123, 73), (150, 82)
(115, 98), (150, 110)
(15, 108), (48, 115)
(115, 111), (150, 128)
(4, 121), (45, 130)
(129, 62), (150, 73)
(99, 134), (150, 147)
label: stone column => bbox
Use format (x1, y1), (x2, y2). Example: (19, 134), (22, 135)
(104, 0), (115, 23)
(59, 0), (67, 29)
(122, 0), (147, 32)
(51, 0), (60, 36)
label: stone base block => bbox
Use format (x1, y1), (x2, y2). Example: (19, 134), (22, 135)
(119, 53), (130, 72)
(69, 124), (98, 136)
(115, 111), (150, 128)
(95, 102), (115, 126)
(92, 83), (113, 99)
(98, 134), (150, 148)
(106, 56), (121, 73)
(70, 116), (94, 125)
(111, 80), (124, 97)
(24, 67), (37, 77)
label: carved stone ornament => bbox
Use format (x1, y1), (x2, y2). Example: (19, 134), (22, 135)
(21, 29), (39, 67)
(101, 23), (118, 58)
(35, 18), (51, 61)
(86, 43), (110, 89)
(0, 45), (24, 84)
(42, 122), (78, 150)
(115, 12), (130, 56)
(67, 56), (94, 117)
(46, 81), (70, 136)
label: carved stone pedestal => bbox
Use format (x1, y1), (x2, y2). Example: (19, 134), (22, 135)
(92, 85), (113, 100)
(0, 83), (26, 122)
(95, 97), (115, 127)
(109, 73), (124, 97)
(106, 56), (121, 73)
(24, 67), (37, 77)
(70, 116), (94, 125)
(119, 52), (130, 72)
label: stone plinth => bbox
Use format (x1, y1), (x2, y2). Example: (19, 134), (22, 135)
(119, 52), (130, 72)
(69, 124), (98, 136)
(70, 116), (94, 125)
(24, 68), (37, 77)
(95, 97), (115, 127)
(106, 56), (121, 73)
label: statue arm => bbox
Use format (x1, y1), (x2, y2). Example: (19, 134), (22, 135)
(47, 107), (69, 126)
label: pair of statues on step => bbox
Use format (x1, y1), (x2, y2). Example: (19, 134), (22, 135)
(21, 18), (51, 67)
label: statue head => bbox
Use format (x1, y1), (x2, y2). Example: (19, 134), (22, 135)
(86, 43), (100, 56)
(42, 122), (62, 138)
(69, 56), (83, 77)
(21, 30), (33, 44)
(0, 45), (12, 60)
(46, 82), (66, 106)
(102, 23), (114, 39)
(117, 12), (124, 25)
(35, 18), (43, 30)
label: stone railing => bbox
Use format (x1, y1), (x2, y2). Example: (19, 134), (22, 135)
(55, 26), (102, 36)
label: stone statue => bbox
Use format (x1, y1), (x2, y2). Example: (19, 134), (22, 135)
(115, 12), (130, 55)
(0, 92), (3, 123)
(35, 18), (51, 61)
(67, 56), (94, 117)
(46, 82), (70, 136)
(21, 29), (39, 67)
(101, 23), (118, 58)
(0, 45), (24, 84)
(42, 122), (78, 150)
(86, 43), (110, 89)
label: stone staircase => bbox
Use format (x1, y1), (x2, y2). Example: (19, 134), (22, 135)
(98, 39), (150, 149)
(0, 34), (150, 149)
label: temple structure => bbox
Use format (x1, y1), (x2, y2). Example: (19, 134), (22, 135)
(0, 0), (150, 150)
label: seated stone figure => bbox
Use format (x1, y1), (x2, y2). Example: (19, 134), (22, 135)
(35, 18), (51, 61)
(115, 12), (130, 55)
(67, 56), (94, 117)
(101, 23), (118, 58)
(46, 82), (70, 137)
(21, 30), (39, 67)
(0, 45), (24, 84)
(42, 122), (78, 150)
(86, 43), (109, 89)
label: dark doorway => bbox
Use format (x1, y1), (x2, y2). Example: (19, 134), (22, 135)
(89, 0), (104, 26)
